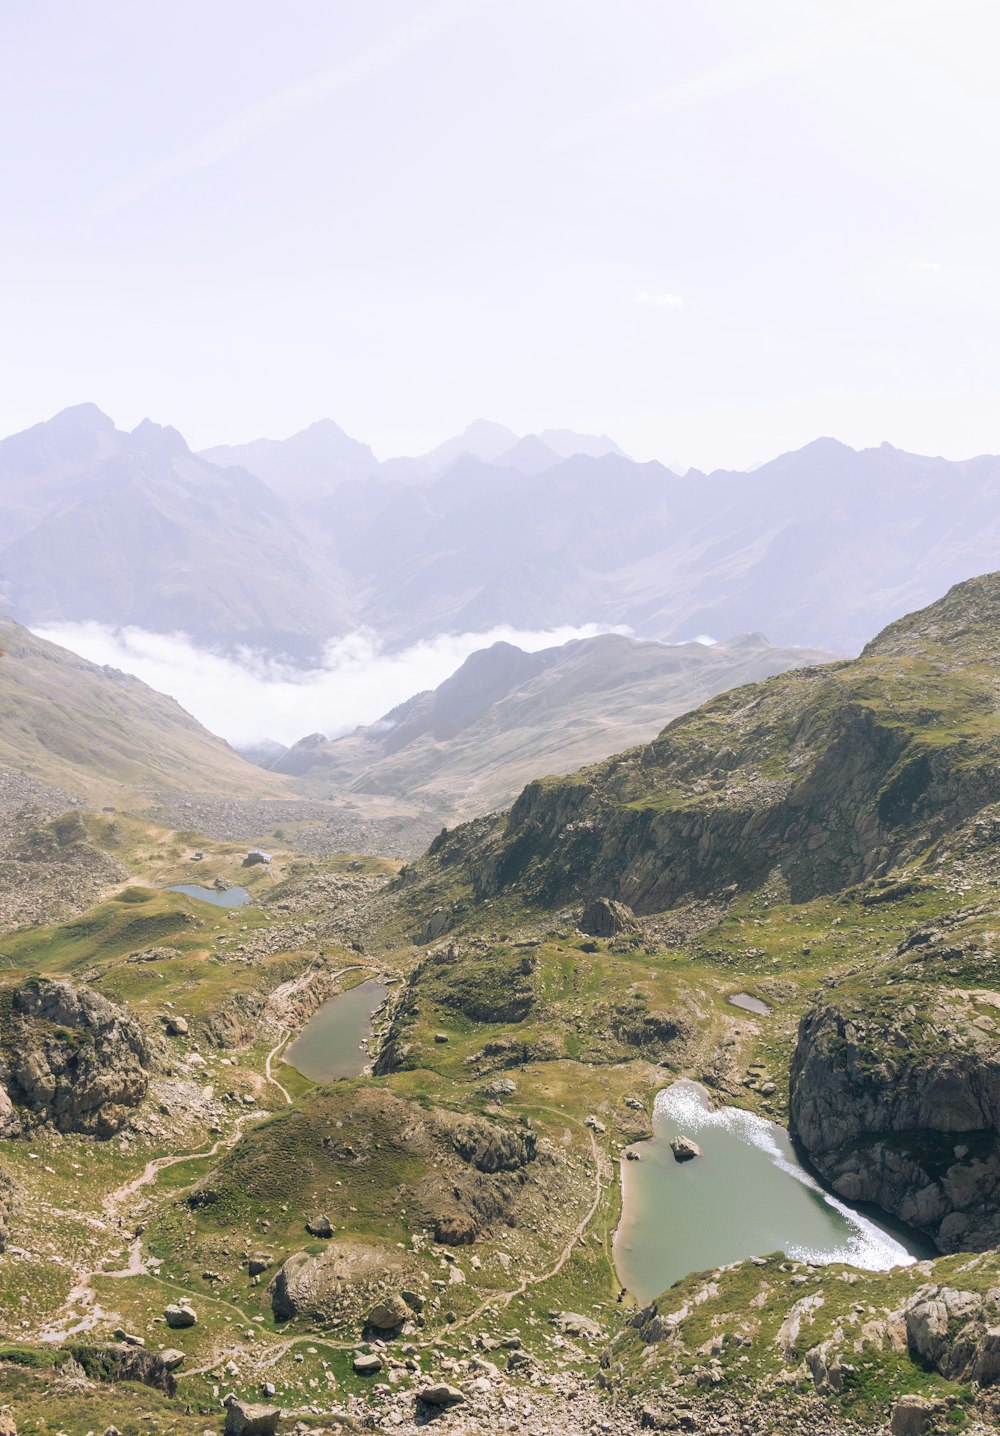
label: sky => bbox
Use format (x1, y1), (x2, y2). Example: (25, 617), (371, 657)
(3, 0), (1000, 470)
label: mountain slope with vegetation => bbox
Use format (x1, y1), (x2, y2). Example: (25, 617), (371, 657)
(5, 578), (1000, 1432)
(273, 631), (833, 820)
(0, 618), (286, 802)
(419, 573), (1000, 915)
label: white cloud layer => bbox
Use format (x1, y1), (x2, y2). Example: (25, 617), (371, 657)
(34, 622), (629, 749)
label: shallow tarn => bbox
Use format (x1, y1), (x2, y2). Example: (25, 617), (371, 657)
(614, 1080), (930, 1304)
(167, 883), (251, 908)
(283, 979), (389, 1081)
(727, 991), (770, 1016)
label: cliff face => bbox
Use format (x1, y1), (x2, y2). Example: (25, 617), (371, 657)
(438, 651), (1000, 914)
(789, 990), (1000, 1251)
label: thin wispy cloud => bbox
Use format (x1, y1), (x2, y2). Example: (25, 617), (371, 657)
(632, 291), (684, 309)
(91, 0), (480, 214)
(547, 9), (883, 152)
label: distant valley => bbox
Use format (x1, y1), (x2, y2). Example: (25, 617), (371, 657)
(266, 629), (834, 825)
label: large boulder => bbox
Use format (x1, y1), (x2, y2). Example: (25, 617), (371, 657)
(0, 978), (153, 1138)
(367, 1292), (411, 1331)
(269, 1242), (410, 1327)
(223, 1398), (281, 1436)
(417, 1383), (466, 1408)
(890, 1395), (947, 1436)
(581, 897), (639, 938)
(670, 1135), (703, 1162)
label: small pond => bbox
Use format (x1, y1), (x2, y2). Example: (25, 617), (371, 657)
(167, 883), (252, 908)
(728, 992), (771, 1016)
(283, 979), (389, 1081)
(614, 1080), (929, 1305)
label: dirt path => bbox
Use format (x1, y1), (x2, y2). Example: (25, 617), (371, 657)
(265, 1028), (293, 1103)
(34, 967), (371, 1345)
(37, 1110), (268, 1343)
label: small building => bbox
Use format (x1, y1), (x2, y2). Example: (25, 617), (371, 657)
(243, 849), (272, 867)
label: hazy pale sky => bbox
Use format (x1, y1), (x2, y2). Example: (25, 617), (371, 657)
(3, 0), (999, 469)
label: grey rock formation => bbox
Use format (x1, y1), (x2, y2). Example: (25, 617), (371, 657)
(896, 1285), (1000, 1385)
(367, 1292), (410, 1331)
(889, 1395), (946, 1435)
(790, 995), (1000, 1249)
(0, 978), (153, 1138)
(417, 1383), (467, 1407)
(269, 1243), (409, 1327)
(670, 1136), (703, 1162)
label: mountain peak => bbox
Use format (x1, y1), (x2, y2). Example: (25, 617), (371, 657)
(127, 418), (190, 457)
(48, 402), (117, 435)
(495, 434), (561, 475)
(538, 428), (627, 460)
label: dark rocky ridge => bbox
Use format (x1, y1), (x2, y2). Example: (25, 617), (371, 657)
(790, 988), (1000, 1251)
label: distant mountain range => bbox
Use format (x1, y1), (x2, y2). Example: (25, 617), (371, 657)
(201, 417), (627, 496)
(263, 630), (833, 823)
(5, 404), (1000, 658)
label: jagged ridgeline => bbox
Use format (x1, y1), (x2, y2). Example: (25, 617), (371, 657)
(419, 570), (1000, 913)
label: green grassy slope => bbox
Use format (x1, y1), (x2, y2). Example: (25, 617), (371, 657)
(0, 619), (287, 802)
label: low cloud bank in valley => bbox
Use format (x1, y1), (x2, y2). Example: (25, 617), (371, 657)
(35, 621), (629, 748)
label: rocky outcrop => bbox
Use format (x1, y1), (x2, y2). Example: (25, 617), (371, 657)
(0, 978), (154, 1138)
(896, 1284), (1000, 1385)
(450, 1117), (537, 1173)
(789, 991), (1000, 1249)
(581, 897), (640, 937)
(65, 1342), (178, 1395)
(670, 1136), (703, 1162)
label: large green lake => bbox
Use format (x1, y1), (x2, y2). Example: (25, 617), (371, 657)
(614, 1080), (928, 1304)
